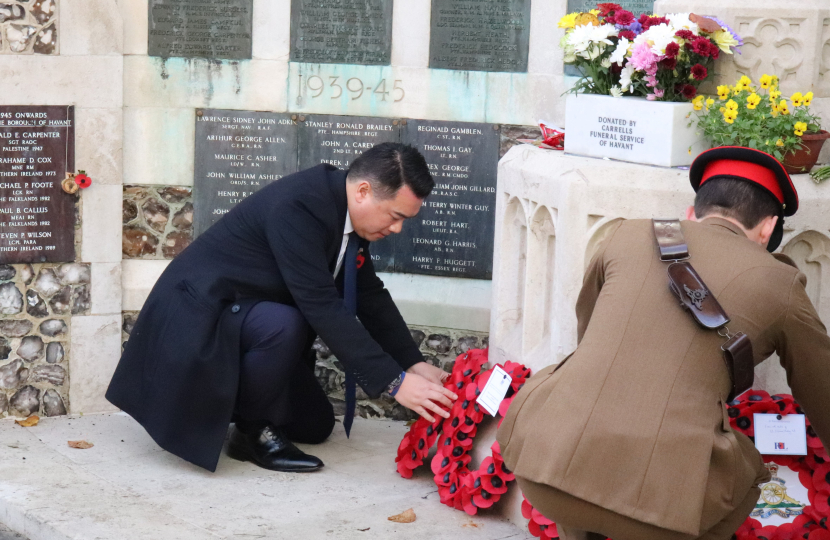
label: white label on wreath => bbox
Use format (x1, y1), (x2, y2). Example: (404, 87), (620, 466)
(752, 462), (809, 526)
(754, 414), (808, 455)
(477, 365), (511, 416)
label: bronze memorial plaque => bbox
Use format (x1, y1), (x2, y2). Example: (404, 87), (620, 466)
(193, 109), (299, 237)
(148, 0), (253, 59)
(0, 106), (75, 264)
(429, 0), (531, 72)
(289, 0), (393, 65)
(388, 119), (499, 280)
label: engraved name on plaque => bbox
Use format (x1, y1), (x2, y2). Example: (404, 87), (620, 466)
(0, 106), (75, 264)
(148, 0), (253, 60)
(290, 0), (393, 65)
(429, 0), (531, 72)
(299, 114), (401, 271)
(394, 120), (498, 279)
(193, 109), (299, 236)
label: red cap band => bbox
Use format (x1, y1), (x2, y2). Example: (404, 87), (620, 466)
(701, 159), (785, 205)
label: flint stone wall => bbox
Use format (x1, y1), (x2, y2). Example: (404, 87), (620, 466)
(0, 262), (90, 419)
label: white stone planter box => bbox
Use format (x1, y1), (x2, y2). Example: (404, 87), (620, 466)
(564, 94), (708, 167)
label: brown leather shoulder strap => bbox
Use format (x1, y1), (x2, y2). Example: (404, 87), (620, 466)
(652, 219), (689, 261)
(667, 262), (730, 330)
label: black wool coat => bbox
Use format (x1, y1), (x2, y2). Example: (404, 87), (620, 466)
(106, 165), (423, 471)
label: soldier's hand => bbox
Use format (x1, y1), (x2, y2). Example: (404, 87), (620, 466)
(406, 361), (450, 386)
(394, 373), (457, 423)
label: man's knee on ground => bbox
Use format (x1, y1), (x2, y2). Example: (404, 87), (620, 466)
(244, 303), (309, 351)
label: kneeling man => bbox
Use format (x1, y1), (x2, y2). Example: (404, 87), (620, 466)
(107, 143), (457, 473)
(498, 147), (830, 540)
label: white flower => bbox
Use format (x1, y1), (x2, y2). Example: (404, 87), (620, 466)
(610, 86), (623, 98)
(567, 23), (618, 57)
(666, 13), (700, 35)
(619, 64), (636, 92)
(609, 37), (630, 66)
(601, 57), (612, 68)
(636, 23), (677, 56)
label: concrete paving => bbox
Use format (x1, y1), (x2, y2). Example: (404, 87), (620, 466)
(0, 523), (27, 540)
(0, 413), (532, 540)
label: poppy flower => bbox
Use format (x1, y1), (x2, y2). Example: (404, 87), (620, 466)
(521, 496), (534, 519)
(809, 528), (830, 540)
(74, 172), (92, 188)
(814, 464), (830, 492)
(815, 490), (830, 515)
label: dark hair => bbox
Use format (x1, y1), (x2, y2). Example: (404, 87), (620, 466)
(694, 177), (781, 229)
(348, 142), (434, 199)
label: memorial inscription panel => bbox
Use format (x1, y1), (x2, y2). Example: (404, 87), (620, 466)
(289, 0), (393, 65)
(148, 0), (253, 59)
(193, 109), (298, 236)
(299, 114), (401, 271)
(0, 106), (75, 264)
(393, 120), (498, 279)
(429, 0), (531, 72)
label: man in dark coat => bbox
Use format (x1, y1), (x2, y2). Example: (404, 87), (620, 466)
(107, 143), (457, 473)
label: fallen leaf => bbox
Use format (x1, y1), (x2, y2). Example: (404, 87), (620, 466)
(358, 528), (370, 532)
(67, 440), (94, 449)
(15, 415), (39, 428)
(462, 520), (480, 528)
(388, 508), (416, 523)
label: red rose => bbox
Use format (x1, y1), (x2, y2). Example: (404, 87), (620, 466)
(613, 9), (634, 25)
(618, 30), (636, 40)
(660, 57), (677, 70)
(675, 29), (694, 40)
(665, 41), (680, 58)
(597, 3), (622, 16)
(681, 84), (698, 99)
(691, 63), (708, 80)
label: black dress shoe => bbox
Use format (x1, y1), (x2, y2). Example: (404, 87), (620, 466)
(227, 425), (324, 472)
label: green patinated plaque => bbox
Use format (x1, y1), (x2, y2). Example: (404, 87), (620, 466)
(565, 0), (654, 14)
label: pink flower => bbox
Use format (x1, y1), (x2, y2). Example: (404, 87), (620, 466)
(630, 42), (658, 75)
(646, 88), (665, 100)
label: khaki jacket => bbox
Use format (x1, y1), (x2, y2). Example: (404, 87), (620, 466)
(498, 218), (830, 535)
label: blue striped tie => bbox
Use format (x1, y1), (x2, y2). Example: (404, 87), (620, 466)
(342, 232), (360, 438)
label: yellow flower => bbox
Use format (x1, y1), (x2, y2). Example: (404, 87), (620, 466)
(558, 12), (579, 28)
(760, 74), (773, 89)
(712, 30), (738, 54)
(804, 91), (814, 106)
(779, 100), (790, 115)
(746, 93), (762, 109)
(776, 139), (784, 147)
(791, 92), (804, 107)
(692, 95), (705, 111)
(589, 8), (600, 15)
(726, 99), (739, 111)
(723, 109), (738, 124)
(770, 89), (782, 100)
(794, 121), (808, 136)
(717, 85), (731, 100)
(706, 98), (715, 109)
(575, 12), (600, 26)
(719, 107), (725, 113)
(738, 75), (752, 87)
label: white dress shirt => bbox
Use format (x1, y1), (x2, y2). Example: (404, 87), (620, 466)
(333, 211), (354, 277)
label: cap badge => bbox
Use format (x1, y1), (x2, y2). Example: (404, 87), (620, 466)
(684, 284), (708, 310)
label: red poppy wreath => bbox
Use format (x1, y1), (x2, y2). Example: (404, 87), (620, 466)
(395, 349), (531, 515)
(727, 391), (830, 540)
(519, 391), (830, 540)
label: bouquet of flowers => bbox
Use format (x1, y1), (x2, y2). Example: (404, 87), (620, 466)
(559, 3), (743, 102)
(693, 74), (823, 163)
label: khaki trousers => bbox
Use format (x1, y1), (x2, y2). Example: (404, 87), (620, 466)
(518, 478), (761, 540)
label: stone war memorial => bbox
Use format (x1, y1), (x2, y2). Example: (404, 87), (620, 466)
(0, 0), (829, 539)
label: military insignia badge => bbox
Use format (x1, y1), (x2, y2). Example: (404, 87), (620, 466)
(751, 463), (806, 521)
(684, 284), (708, 310)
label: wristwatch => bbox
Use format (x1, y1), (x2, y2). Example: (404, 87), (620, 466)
(388, 371), (406, 396)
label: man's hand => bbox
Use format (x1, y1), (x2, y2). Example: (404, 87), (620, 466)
(394, 373), (457, 422)
(406, 361), (450, 386)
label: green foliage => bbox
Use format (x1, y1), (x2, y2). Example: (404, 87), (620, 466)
(692, 76), (821, 161)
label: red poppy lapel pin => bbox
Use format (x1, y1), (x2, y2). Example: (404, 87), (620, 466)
(356, 248), (365, 269)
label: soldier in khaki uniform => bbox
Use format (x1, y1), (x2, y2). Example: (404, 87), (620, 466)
(497, 147), (830, 540)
